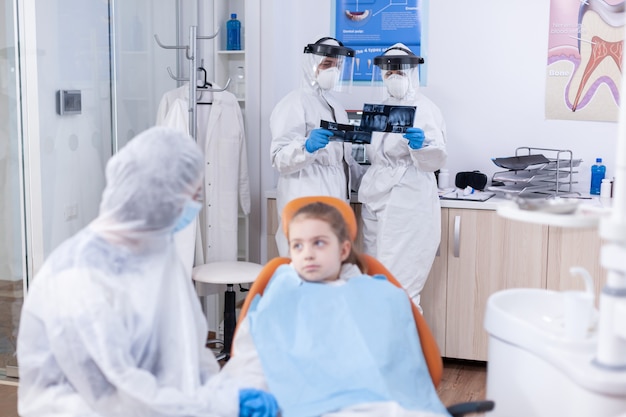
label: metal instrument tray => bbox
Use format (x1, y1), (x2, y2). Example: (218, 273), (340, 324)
(492, 170), (571, 184)
(491, 154), (551, 170)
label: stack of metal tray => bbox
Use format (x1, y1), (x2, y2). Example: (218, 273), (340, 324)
(488, 148), (581, 198)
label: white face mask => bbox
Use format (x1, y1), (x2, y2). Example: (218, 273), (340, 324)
(316, 67), (340, 90)
(384, 74), (410, 99)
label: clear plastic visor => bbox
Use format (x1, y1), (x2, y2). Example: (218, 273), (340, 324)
(302, 53), (354, 93)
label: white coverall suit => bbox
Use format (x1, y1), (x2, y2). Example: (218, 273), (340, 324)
(16, 127), (273, 417)
(359, 93), (447, 309)
(270, 86), (356, 256)
(271, 37), (361, 257)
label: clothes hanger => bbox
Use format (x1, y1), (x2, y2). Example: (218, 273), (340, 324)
(194, 60), (232, 102)
(196, 67), (213, 105)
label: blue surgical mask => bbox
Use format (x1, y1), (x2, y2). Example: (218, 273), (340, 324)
(173, 199), (202, 233)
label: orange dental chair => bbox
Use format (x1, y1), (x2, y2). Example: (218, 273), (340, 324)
(235, 196), (495, 417)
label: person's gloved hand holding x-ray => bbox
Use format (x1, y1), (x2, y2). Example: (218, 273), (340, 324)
(239, 389), (279, 417)
(403, 127), (425, 150)
(305, 128), (333, 153)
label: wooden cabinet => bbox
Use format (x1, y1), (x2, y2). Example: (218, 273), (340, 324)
(421, 209), (449, 350)
(422, 208), (605, 361)
(267, 198), (279, 259)
(446, 209), (548, 360)
(422, 209), (548, 361)
(546, 227), (605, 296)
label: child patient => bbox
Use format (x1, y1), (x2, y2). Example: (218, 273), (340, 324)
(221, 200), (450, 417)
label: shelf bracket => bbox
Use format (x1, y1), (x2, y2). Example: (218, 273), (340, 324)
(166, 67), (189, 82)
(197, 28), (219, 40)
(203, 78), (231, 92)
(153, 34), (189, 53)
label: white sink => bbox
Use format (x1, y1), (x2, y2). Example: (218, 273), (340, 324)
(484, 288), (597, 353)
(484, 288), (626, 417)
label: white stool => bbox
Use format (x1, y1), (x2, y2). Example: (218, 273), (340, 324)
(192, 261), (262, 360)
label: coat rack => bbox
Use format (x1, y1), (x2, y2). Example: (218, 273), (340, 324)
(154, 26), (231, 141)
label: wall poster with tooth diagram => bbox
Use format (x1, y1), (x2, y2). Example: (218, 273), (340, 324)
(334, 0), (425, 82)
(546, 0), (625, 121)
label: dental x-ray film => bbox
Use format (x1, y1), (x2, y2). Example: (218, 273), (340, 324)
(320, 120), (373, 144)
(360, 103), (416, 133)
(320, 103), (416, 143)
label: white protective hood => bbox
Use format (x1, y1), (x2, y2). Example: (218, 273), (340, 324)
(17, 126), (239, 417)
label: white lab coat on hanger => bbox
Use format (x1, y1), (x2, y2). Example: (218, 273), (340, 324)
(157, 85), (250, 267)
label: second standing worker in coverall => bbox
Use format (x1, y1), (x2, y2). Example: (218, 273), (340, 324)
(359, 43), (447, 311)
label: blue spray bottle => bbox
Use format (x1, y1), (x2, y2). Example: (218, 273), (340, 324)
(226, 14), (241, 51)
(590, 158), (606, 195)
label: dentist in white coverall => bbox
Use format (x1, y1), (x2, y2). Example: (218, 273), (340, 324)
(17, 127), (277, 417)
(270, 37), (360, 256)
(359, 43), (447, 311)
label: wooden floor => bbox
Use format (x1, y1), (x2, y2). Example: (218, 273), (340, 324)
(1, 359), (487, 416)
(0, 380), (17, 417)
(438, 359), (489, 410)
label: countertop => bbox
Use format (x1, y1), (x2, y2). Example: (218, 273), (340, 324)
(264, 189), (506, 210)
(264, 189), (610, 229)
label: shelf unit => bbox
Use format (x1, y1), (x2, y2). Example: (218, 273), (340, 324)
(213, 0), (246, 106)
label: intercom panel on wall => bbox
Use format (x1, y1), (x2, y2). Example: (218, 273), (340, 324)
(56, 90), (82, 115)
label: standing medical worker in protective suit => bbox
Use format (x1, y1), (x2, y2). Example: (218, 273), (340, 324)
(359, 43), (447, 311)
(17, 127), (277, 417)
(270, 37), (360, 256)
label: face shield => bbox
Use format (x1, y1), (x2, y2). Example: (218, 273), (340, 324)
(371, 45), (424, 103)
(302, 37), (355, 93)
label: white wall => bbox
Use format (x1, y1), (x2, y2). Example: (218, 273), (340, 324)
(259, 0), (336, 194)
(259, 0), (619, 201)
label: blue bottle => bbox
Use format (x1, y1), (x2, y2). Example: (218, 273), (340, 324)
(590, 157), (606, 195)
(226, 13), (241, 50)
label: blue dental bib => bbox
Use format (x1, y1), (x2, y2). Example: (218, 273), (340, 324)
(247, 265), (448, 417)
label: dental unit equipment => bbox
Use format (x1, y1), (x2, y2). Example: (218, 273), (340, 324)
(484, 16), (626, 416)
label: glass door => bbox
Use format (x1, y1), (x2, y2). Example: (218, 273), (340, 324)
(0, 0), (200, 380)
(0, 0), (26, 378)
(10, 0), (116, 378)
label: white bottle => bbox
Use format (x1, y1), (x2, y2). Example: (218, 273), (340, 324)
(600, 178), (612, 199)
(438, 169), (450, 189)
(234, 66), (245, 99)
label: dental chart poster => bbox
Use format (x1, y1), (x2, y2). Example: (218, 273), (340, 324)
(546, 0), (624, 122)
(334, 0), (424, 82)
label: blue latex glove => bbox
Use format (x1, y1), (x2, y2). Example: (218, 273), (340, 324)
(403, 127), (425, 150)
(305, 128), (333, 153)
(239, 388), (279, 417)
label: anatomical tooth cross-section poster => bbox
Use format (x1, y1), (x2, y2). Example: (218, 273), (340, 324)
(546, 0), (625, 122)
